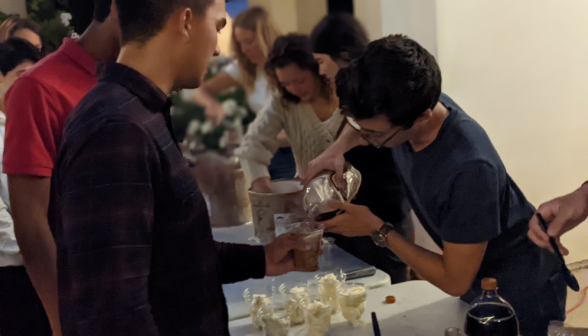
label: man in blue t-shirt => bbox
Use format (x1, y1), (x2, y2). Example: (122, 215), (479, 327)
(303, 35), (566, 336)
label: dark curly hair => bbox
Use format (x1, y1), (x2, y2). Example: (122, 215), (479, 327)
(336, 34), (442, 128)
(309, 14), (368, 64)
(265, 34), (332, 107)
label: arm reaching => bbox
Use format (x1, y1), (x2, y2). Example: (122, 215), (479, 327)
(8, 175), (60, 335)
(528, 182), (588, 255)
(235, 96), (285, 191)
(323, 201), (486, 297)
(193, 72), (240, 125)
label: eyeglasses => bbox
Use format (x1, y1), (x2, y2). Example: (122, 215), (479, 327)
(346, 116), (404, 149)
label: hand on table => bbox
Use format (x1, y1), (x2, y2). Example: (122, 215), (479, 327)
(528, 184), (588, 255)
(322, 201), (383, 237)
(264, 234), (311, 276)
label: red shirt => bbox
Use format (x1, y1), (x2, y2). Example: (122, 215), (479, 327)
(3, 38), (97, 177)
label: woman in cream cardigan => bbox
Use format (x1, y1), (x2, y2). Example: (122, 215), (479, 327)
(237, 34), (343, 192)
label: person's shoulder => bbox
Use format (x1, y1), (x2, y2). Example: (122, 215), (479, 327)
(12, 48), (92, 99)
(20, 48), (76, 82)
(65, 83), (147, 140)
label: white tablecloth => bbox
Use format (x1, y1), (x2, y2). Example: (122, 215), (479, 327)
(229, 280), (469, 336)
(214, 223), (392, 320)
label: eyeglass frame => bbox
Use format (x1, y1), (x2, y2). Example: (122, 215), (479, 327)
(345, 116), (406, 149)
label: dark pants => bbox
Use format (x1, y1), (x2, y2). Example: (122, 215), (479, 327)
(268, 147), (296, 180)
(0, 266), (51, 336)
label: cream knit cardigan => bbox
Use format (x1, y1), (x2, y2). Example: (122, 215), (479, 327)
(236, 95), (343, 187)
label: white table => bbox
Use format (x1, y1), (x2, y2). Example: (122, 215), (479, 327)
(229, 280), (470, 336)
(213, 223), (391, 320)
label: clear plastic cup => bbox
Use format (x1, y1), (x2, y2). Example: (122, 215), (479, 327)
(258, 304), (291, 336)
(278, 282), (309, 326)
(338, 282), (368, 327)
(314, 269), (346, 315)
(286, 222), (324, 272)
(301, 295), (333, 336)
(320, 237), (336, 268)
(243, 285), (274, 329)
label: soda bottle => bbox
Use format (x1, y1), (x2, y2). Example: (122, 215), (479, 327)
(464, 278), (519, 336)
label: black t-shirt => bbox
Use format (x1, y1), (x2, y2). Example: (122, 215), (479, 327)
(391, 94), (565, 336)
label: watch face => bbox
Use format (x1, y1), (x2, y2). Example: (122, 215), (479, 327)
(371, 231), (387, 247)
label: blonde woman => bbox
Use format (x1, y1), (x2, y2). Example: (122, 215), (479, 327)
(0, 16), (42, 51)
(194, 6), (296, 180)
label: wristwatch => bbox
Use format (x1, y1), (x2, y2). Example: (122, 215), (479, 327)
(371, 222), (395, 247)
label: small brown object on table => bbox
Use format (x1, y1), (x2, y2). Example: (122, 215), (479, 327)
(385, 295), (396, 304)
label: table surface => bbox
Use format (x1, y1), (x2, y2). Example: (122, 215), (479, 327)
(229, 280), (470, 336)
(213, 223), (391, 320)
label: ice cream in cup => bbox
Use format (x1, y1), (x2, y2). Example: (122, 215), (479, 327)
(301, 295), (333, 336)
(243, 285), (274, 329)
(278, 282), (310, 326)
(338, 282), (368, 327)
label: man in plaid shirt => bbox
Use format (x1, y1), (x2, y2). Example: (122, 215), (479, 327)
(53, 0), (310, 335)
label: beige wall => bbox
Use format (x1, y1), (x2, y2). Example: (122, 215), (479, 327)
(295, 0), (327, 34)
(436, 0), (588, 263)
(249, 0), (299, 34)
(249, 0), (327, 35)
(354, 0), (383, 41)
(0, 0), (27, 17)
(381, 0), (437, 57)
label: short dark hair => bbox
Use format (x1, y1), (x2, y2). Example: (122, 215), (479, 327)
(69, 0), (113, 34)
(0, 38), (41, 76)
(336, 34), (442, 128)
(94, 0), (113, 22)
(265, 34), (331, 107)
(309, 14), (368, 63)
(116, 0), (215, 44)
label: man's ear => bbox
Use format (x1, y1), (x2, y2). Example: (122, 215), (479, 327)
(178, 8), (195, 41)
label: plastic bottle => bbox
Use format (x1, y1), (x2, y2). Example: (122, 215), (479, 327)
(464, 278), (519, 336)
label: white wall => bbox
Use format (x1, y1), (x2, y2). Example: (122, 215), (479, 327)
(436, 0), (588, 263)
(355, 0), (438, 57)
(380, 0), (438, 57)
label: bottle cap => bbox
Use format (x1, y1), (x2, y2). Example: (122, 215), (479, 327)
(481, 278), (497, 291)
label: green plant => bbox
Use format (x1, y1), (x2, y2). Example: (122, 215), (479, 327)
(26, 0), (72, 53)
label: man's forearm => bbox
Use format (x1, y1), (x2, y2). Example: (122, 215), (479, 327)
(384, 232), (478, 297)
(385, 232), (451, 291)
(9, 175), (61, 335)
(14, 215), (61, 334)
(215, 241), (266, 284)
(336, 123), (362, 153)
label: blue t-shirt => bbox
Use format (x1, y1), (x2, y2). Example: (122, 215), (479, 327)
(392, 94), (533, 255)
(391, 94), (565, 336)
